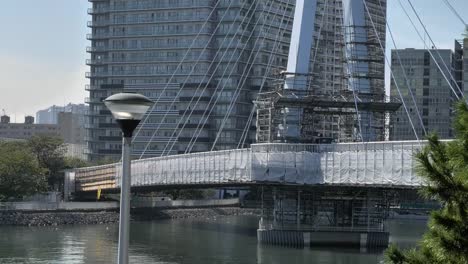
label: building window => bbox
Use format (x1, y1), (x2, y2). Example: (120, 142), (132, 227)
(423, 88), (429, 96)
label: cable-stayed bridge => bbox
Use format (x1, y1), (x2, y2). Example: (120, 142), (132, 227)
(71, 140), (423, 192)
(81, 0), (467, 248)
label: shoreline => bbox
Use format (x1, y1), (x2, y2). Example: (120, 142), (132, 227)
(0, 207), (261, 227)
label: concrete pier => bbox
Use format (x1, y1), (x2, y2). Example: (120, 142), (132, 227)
(257, 229), (389, 248)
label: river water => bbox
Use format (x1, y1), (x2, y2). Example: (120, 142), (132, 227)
(0, 216), (426, 264)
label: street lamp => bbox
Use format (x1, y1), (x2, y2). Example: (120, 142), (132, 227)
(103, 93), (153, 264)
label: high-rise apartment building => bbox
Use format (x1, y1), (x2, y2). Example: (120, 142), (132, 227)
(86, 0), (387, 161)
(390, 48), (460, 140)
(86, 0), (295, 161)
(461, 37), (468, 97)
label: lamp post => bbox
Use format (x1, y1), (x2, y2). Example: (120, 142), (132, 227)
(103, 93), (153, 264)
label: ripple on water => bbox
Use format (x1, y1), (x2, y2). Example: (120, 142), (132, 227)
(0, 217), (426, 264)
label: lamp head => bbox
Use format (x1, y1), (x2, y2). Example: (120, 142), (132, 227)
(103, 93), (153, 137)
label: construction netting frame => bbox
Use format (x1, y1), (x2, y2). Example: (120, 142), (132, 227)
(73, 141), (426, 191)
(250, 141), (424, 187)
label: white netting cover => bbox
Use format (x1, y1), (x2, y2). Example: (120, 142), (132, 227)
(110, 141), (423, 188)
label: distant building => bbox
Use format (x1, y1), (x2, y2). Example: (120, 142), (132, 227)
(34, 103), (88, 148)
(36, 103), (87, 125)
(58, 112), (86, 145)
(390, 48), (461, 140)
(0, 115), (61, 140)
(1, 114), (84, 144)
(0, 115), (88, 160)
(36, 105), (64, 124)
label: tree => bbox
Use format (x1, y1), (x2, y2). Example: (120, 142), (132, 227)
(64, 157), (90, 169)
(385, 101), (468, 264)
(27, 135), (66, 188)
(0, 141), (47, 201)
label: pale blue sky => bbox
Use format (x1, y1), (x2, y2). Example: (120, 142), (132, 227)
(0, 0), (466, 121)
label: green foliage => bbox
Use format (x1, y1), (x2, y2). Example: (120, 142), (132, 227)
(27, 135), (66, 187)
(92, 156), (118, 166)
(0, 135), (91, 200)
(64, 157), (90, 169)
(385, 101), (468, 264)
(0, 141), (47, 201)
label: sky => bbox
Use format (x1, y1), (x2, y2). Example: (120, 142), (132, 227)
(0, 0), (467, 122)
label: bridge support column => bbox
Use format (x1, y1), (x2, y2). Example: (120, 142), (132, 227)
(257, 187), (390, 248)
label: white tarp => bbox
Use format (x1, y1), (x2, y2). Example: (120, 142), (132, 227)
(250, 142), (423, 187)
(110, 141), (424, 188)
(115, 149), (252, 187)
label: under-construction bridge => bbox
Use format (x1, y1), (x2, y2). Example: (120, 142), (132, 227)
(68, 140), (427, 248)
(70, 140), (424, 193)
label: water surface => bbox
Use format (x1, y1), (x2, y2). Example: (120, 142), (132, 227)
(0, 216), (427, 264)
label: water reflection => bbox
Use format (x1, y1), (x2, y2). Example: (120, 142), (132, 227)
(0, 216), (427, 264)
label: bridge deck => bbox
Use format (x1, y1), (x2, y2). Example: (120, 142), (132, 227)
(72, 141), (425, 192)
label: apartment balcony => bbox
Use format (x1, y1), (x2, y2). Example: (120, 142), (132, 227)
(106, 1), (214, 12)
(178, 137), (210, 143)
(87, 7), (109, 15)
(86, 71), (111, 78)
(85, 97), (106, 104)
(85, 84), (101, 91)
(87, 20), (110, 27)
(99, 136), (121, 141)
(86, 56), (211, 65)
(132, 136), (177, 144)
(104, 16), (215, 26)
(111, 29), (212, 38)
(86, 46), (109, 53)
(87, 33), (110, 40)
(86, 59), (106, 65)
(179, 96), (211, 102)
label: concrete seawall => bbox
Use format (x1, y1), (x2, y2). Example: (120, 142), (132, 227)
(131, 198), (240, 209)
(0, 202), (118, 212)
(0, 198), (252, 227)
(0, 198), (240, 212)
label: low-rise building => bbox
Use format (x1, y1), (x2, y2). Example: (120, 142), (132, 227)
(0, 115), (61, 140)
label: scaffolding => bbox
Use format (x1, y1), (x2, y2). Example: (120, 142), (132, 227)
(259, 187), (395, 233)
(254, 72), (401, 143)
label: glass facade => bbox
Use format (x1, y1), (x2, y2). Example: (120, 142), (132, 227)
(390, 49), (457, 140)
